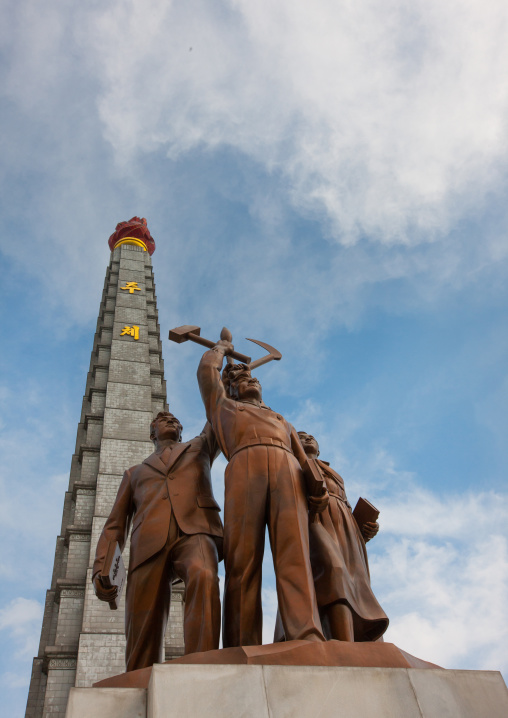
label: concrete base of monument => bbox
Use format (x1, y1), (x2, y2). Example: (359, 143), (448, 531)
(67, 663), (508, 718)
(93, 639), (440, 689)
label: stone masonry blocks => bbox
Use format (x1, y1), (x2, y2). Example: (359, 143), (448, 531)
(90, 391), (106, 415)
(150, 375), (162, 392)
(55, 595), (85, 646)
(102, 408), (152, 442)
(93, 368), (108, 389)
(108, 359), (151, 386)
(119, 247), (145, 261)
(89, 517), (107, 569)
(106, 383), (152, 412)
(116, 292), (147, 310)
(99, 328), (113, 345)
(65, 538), (91, 581)
(39, 591), (58, 653)
(81, 567), (184, 651)
(102, 312), (114, 328)
(119, 258), (146, 272)
(118, 268), (146, 284)
(119, 244), (145, 258)
(25, 658), (45, 718)
(73, 491), (95, 527)
(42, 667), (76, 718)
(98, 439), (154, 477)
(111, 339), (150, 363)
(75, 633), (126, 687)
(165, 591), (184, 649)
(149, 354), (161, 370)
(81, 570), (126, 636)
(95, 474), (124, 517)
(114, 307), (148, 327)
(96, 346), (111, 365)
(84, 419), (103, 448)
(79, 452), (99, 483)
(151, 399), (166, 415)
(148, 336), (160, 351)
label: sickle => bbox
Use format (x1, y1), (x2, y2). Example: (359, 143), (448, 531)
(245, 338), (282, 370)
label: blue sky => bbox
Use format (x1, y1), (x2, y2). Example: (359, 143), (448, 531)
(1, 0), (508, 714)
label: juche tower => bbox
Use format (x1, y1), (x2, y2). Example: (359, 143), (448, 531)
(25, 219), (185, 718)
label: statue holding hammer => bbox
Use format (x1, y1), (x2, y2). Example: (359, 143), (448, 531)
(196, 338), (328, 647)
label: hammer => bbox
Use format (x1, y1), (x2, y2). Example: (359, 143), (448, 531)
(168, 325), (252, 364)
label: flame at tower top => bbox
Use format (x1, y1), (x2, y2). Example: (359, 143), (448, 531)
(108, 216), (156, 255)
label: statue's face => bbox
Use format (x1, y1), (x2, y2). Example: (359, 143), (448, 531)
(298, 432), (320, 457)
(153, 414), (182, 443)
(230, 371), (262, 402)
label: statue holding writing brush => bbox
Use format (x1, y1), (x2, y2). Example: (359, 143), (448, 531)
(169, 325), (328, 647)
(92, 412), (223, 671)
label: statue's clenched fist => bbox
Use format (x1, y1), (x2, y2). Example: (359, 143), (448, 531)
(93, 574), (118, 603)
(361, 521), (379, 542)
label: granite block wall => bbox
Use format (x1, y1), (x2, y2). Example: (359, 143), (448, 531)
(26, 244), (180, 718)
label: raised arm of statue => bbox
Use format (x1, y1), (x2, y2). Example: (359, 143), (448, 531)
(200, 420), (221, 462)
(197, 341), (233, 422)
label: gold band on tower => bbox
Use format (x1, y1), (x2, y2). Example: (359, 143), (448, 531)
(112, 237), (147, 251)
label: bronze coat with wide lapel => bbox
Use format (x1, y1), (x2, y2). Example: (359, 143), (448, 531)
(93, 435), (223, 577)
(317, 460), (351, 506)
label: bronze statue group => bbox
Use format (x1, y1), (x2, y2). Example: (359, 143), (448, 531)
(93, 340), (388, 672)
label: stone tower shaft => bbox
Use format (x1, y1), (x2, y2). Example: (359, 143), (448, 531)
(26, 233), (185, 718)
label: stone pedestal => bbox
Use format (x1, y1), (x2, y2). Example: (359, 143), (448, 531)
(67, 663), (508, 718)
(66, 687), (145, 718)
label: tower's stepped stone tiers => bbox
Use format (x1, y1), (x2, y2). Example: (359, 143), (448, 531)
(26, 244), (185, 718)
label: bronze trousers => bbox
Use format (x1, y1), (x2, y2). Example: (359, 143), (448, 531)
(125, 514), (220, 671)
(222, 445), (324, 647)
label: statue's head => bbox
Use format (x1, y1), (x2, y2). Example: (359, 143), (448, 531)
(298, 431), (320, 458)
(222, 363), (262, 403)
(150, 412), (183, 444)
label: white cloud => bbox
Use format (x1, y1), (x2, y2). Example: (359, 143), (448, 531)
(354, 470), (508, 673)
(373, 534), (508, 673)
(1, 0), (506, 338)
(0, 598), (42, 631)
(381, 487), (508, 539)
(86, 0), (508, 247)
(0, 598), (43, 659)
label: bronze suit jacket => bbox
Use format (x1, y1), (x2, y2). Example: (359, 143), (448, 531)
(93, 426), (223, 577)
